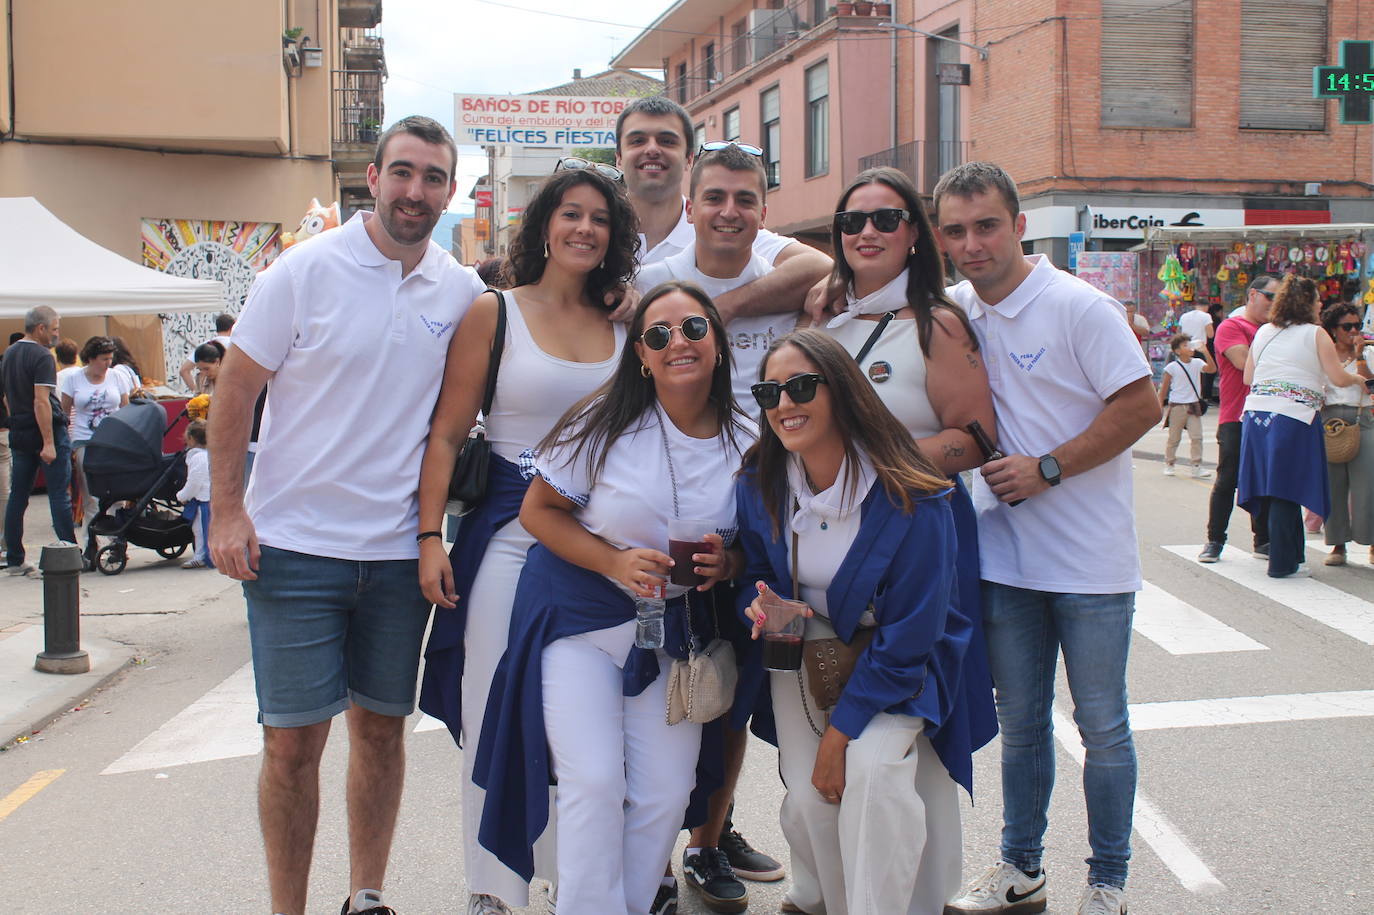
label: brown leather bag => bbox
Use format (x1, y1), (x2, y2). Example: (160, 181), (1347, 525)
(792, 525), (875, 711)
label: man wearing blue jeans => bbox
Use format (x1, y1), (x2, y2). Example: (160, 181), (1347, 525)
(3, 306), (76, 575)
(209, 116), (485, 915)
(936, 163), (1161, 915)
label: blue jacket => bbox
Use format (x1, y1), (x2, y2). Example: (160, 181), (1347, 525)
(734, 473), (997, 793)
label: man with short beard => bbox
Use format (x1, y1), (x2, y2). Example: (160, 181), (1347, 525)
(209, 116), (486, 915)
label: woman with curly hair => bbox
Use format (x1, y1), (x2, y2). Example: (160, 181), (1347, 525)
(415, 161), (640, 915)
(1239, 275), (1365, 578)
(1318, 302), (1374, 566)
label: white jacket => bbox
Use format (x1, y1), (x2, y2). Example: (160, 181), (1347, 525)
(177, 448), (211, 503)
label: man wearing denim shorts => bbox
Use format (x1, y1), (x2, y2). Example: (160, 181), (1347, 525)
(209, 116), (485, 915)
(934, 163), (1161, 915)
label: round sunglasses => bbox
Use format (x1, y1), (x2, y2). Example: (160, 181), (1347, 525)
(556, 157), (624, 182)
(835, 208), (911, 236)
(751, 372), (828, 411)
(641, 315), (710, 351)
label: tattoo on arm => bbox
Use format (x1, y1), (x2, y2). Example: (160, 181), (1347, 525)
(965, 353), (980, 369)
(943, 443), (966, 459)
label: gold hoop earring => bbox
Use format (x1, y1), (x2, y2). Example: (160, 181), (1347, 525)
(640, 363), (652, 378)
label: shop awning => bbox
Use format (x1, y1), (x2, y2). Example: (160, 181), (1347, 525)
(0, 197), (224, 318)
(1137, 222), (1374, 247)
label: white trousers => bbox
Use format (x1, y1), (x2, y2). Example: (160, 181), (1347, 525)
(543, 620), (703, 915)
(460, 519), (556, 905)
(771, 670), (962, 915)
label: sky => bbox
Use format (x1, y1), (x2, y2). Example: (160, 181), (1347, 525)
(380, 0), (672, 214)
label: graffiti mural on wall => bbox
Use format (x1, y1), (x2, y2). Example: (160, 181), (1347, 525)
(141, 219), (281, 392)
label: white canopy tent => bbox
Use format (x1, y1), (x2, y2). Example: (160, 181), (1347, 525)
(0, 197), (224, 317)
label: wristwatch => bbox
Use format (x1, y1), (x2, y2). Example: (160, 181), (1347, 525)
(1038, 454), (1062, 487)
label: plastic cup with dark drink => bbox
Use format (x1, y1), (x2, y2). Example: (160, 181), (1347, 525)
(755, 584), (809, 671)
(668, 519), (715, 588)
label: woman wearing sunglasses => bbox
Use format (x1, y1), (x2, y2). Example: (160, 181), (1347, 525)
(415, 164), (639, 915)
(472, 281), (749, 914)
(737, 329), (995, 915)
(1317, 302), (1373, 566)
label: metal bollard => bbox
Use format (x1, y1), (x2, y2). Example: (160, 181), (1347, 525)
(34, 542), (89, 675)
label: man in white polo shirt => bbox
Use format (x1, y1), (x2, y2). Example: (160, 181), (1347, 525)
(209, 116), (485, 915)
(934, 163), (1160, 915)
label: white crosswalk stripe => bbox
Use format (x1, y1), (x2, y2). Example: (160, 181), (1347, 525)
(1130, 690), (1374, 732)
(1163, 545), (1374, 644)
(1133, 581), (1267, 654)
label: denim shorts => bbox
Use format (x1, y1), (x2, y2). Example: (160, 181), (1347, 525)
(243, 545), (432, 727)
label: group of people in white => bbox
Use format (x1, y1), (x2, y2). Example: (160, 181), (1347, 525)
(207, 102), (1163, 915)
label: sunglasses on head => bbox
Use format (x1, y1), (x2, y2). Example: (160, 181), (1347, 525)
(1338, 322), (1362, 331)
(751, 372), (827, 411)
(835, 208), (912, 235)
(640, 315), (710, 351)
(555, 157), (624, 182)
(699, 140), (764, 157)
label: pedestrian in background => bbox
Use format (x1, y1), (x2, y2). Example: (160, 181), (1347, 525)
(1198, 276), (1277, 563)
(61, 335), (129, 559)
(109, 336), (142, 396)
(177, 419), (212, 569)
(2, 305), (76, 576)
(189, 340), (226, 394)
(1123, 300), (1149, 357)
(1158, 332), (1215, 478)
(1238, 275), (1365, 578)
(937, 162), (1159, 915)
(1318, 303), (1373, 566)
(178, 312), (234, 391)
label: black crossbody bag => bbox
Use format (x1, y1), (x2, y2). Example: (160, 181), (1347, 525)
(447, 290), (507, 514)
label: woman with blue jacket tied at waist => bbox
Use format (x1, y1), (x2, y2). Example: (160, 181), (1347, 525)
(415, 162), (638, 915)
(473, 281), (749, 914)
(737, 329), (997, 915)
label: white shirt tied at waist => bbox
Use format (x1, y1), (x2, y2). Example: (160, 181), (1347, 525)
(1244, 323), (1326, 424)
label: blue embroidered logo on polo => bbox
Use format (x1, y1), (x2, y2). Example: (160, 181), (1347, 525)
(1009, 347), (1047, 372)
(419, 315), (455, 338)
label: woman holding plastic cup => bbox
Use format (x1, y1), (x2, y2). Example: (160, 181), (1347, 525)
(472, 280), (748, 915)
(735, 329), (997, 915)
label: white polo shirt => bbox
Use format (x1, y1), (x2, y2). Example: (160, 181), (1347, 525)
(635, 246), (792, 421)
(638, 198), (792, 266)
(233, 212), (485, 561)
(948, 255), (1150, 594)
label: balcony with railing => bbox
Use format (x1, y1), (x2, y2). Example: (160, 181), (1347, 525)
(342, 27), (386, 75)
(332, 69), (384, 198)
(338, 0), (382, 29)
(859, 139), (971, 192)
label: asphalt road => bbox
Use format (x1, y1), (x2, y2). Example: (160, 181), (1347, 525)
(2, 428), (1371, 914)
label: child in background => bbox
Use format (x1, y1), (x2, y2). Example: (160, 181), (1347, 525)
(1159, 332), (1217, 478)
(176, 420), (213, 569)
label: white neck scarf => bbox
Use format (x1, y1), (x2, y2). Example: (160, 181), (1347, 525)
(827, 268), (909, 329)
(787, 452), (877, 535)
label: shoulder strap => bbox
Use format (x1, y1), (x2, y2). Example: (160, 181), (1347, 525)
(1250, 325), (1283, 371)
(853, 311), (896, 364)
(1170, 356), (1203, 401)
(480, 290), (507, 415)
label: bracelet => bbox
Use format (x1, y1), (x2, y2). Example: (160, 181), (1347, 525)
(416, 531), (443, 543)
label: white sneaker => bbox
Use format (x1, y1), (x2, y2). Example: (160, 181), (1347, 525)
(944, 861), (1047, 913)
(467, 893), (512, 915)
(1075, 883), (1126, 914)
(1162, 464), (1176, 476)
(1191, 465), (1213, 479)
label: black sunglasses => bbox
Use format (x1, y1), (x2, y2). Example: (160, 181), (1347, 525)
(699, 140), (764, 157)
(1254, 289), (1277, 300)
(751, 372), (828, 411)
(556, 157), (624, 182)
(835, 208), (911, 235)
(1337, 322), (1361, 331)
(641, 315), (710, 351)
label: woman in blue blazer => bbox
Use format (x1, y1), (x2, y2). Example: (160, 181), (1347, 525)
(736, 329), (996, 915)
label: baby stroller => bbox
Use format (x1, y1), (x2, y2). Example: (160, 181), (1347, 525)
(81, 400), (194, 575)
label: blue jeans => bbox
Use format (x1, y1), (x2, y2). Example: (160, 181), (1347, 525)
(4, 425), (76, 567)
(981, 581), (1137, 889)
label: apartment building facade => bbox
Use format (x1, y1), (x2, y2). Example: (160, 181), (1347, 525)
(0, 0), (386, 379)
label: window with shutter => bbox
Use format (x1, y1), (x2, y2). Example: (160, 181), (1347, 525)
(1240, 0), (1327, 131)
(1100, 0), (1194, 128)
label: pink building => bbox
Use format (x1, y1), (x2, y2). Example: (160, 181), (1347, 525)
(613, 0), (974, 245)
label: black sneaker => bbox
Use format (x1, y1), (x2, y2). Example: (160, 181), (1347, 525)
(1197, 542), (1223, 563)
(650, 880), (678, 915)
(682, 847), (749, 913)
(340, 898), (397, 915)
(719, 827), (785, 881)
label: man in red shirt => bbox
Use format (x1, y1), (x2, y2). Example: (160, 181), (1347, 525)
(1198, 275), (1278, 562)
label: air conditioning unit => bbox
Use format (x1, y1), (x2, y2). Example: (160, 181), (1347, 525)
(748, 8), (793, 63)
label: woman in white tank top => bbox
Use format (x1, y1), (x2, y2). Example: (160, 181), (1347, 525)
(414, 164), (639, 913)
(1238, 275), (1364, 578)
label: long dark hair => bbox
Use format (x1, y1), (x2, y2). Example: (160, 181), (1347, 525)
(1269, 275), (1319, 328)
(538, 280), (746, 481)
(741, 329), (950, 538)
(507, 168), (640, 307)
(829, 166), (977, 358)
(110, 336), (141, 378)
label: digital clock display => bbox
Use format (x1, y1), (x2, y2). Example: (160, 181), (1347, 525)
(1324, 71), (1374, 92)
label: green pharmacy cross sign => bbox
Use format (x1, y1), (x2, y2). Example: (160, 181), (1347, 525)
(1315, 40), (1374, 124)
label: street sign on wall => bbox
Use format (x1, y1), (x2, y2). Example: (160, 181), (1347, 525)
(455, 93), (631, 148)
(474, 189), (493, 208)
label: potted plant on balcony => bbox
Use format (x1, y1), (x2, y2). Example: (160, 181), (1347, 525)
(836, 1), (854, 14)
(875, 1), (893, 14)
(853, 0), (874, 14)
(358, 117), (380, 144)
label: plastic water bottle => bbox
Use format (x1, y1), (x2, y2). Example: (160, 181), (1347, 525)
(634, 584), (666, 649)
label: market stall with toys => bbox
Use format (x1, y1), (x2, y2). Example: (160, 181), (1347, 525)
(1135, 222), (1374, 371)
